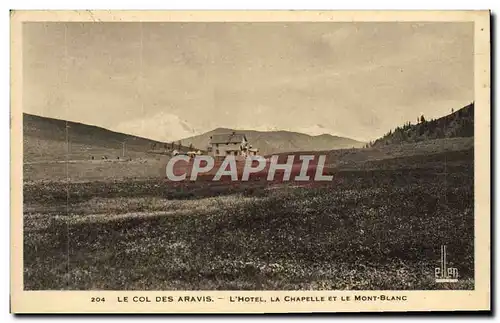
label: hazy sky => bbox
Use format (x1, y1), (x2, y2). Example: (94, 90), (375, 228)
(23, 22), (474, 142)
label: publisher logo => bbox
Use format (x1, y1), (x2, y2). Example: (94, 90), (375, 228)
(434, 245), (459, 283)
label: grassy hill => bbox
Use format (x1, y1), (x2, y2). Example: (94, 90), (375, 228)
(180, 128), (365, 156)
(372, 102), (474, 147)
(23, 113), (195, 163)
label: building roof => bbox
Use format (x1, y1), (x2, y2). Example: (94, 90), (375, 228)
(210, 133), (247, 144)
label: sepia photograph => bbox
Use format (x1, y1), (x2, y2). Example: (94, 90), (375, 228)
(11, 10), (490, 313)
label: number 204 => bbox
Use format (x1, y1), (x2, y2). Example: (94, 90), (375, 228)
(91, 297), (106, 302)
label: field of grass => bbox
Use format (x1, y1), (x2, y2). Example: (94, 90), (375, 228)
(23, 147), (474, 290)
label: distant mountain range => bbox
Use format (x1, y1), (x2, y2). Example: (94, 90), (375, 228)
(179, 128), (365, 156)
(23, 102), (472, 163)
(23, 113), (365, 161)
(372, 102), (474, 147)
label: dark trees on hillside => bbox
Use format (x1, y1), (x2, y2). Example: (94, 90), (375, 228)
(370, 103), (473, 148)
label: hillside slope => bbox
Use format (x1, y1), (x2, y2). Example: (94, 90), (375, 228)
(372, 102), (474, 147)
(23, 113), (179, 162)
(180, 128), (365, 156)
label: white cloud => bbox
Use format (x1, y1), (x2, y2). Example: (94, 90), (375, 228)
(114, 112), (199, 142)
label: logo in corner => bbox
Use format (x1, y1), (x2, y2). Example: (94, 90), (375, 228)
(435, 245), (459, 283)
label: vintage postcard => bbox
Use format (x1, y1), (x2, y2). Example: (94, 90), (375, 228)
(10, 10), (490, 313)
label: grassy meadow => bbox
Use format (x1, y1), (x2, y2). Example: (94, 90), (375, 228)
(23, 145), (474, 290)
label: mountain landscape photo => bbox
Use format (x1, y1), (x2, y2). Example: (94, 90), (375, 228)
(23, 100), (476, 292)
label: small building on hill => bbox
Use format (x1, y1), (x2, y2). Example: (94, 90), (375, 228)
(247, 147), (259, 157)
(208, 132), (259, 158)
(172, 149), (202, 158)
